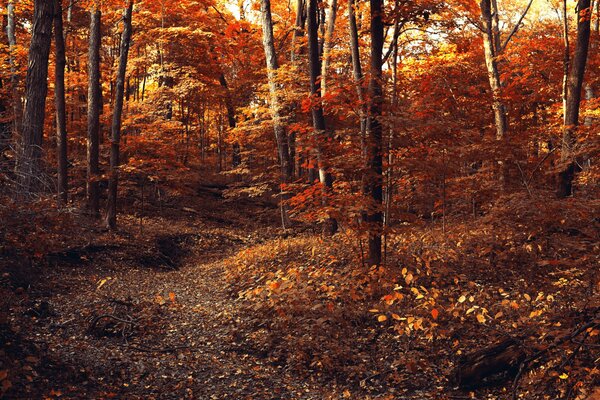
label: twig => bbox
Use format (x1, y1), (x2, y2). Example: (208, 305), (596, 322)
(127, 344), (190, 353)
(512, 319), (599, 400)
(88, 314), (136, 332)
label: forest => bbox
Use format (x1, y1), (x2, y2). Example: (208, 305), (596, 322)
(0, 0), (598, 398)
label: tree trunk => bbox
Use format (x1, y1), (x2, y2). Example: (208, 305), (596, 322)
(348, 0), (367, 152)
(7, 0), (23, 135)
(557, 0), (592, 198)
(218, 74), (241, 167)
(15, 0), (54, 194)
(365, 0), (384, 266)
(290, 0), (306, 62)
(260, 0), (293, 229)
(308, 0), (337, 236)
(54, 0), (68, 206)
(106, 1), (133, 230)
(320, 0), (337, 96)
(480, 0), (508, 141)
(87, 6), (102, 216)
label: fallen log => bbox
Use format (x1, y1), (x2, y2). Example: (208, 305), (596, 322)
(451, 337), (526, 389)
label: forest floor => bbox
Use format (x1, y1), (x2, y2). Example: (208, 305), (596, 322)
(0, 167), (599, 399)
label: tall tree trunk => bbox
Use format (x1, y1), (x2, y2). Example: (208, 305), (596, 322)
(54, 0), (68, 206)
(219, 74), (241, 167)
(7, 0), (23, 136)
(365, 0), (384, 266)
(348, 0), (367, 151)
(320, 0), (337, 96)
(87, 6), (102, 216)
(290, 0), (306, 62)
(480, 0), (508, 141)
(557, 0), (592, 197)
(106, 1), (134, 229)
(15, 0), (54, 194)
(308, 0), (337, 236)
(260, 0), (293, 229)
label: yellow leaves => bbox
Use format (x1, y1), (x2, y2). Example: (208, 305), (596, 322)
(155, 294), (166, 305)
(411, 287), (424, 299)
(458, 295), (466, 303)
(529, 309), (543, 318)
(523, 293), (531, 302)
(558, 373), (569, 380)
(97, 277), (112, 290)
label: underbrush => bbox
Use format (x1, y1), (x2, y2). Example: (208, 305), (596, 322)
(224, 194), (599, 398)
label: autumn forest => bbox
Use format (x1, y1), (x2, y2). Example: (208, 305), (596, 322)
(0, 0), (598, 398)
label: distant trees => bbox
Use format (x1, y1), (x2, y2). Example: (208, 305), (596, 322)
(1, 0), (597, 252)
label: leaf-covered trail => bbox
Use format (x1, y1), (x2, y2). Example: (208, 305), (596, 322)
(9, 176), (348, 399)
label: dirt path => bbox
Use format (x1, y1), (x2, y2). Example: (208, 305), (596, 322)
(5, 177), (348, 399)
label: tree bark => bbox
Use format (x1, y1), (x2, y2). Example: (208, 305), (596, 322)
(15, 0), (54, 194)
(87, 6), (102, 216)
(308, 0), (337, 236)
(7, 0), (23, 135)
(106, 1), (134, 230)
(480, 0), (508, 141)
(54, 0), (68, 206)
(290, 0), (306, 62)
(348, 0), (367, 151)
(557, 0), (592, 197)
(365, 0), (384, 266)
(260, 0), (293, 229)
(218, 74), (241, 167)
(320, 0), (337, 96)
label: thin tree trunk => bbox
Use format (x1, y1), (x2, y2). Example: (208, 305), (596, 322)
(54, 0), (68, 206)
(87, 6), (102, 216)
(557, 0), (592, 197)
(290, 0), (306, 62)
(219, 74), (241, 167)
(260, 0), (293, 229)
(15, 0), (54, 194)
(7, 0), (23, 136)
(365, 0), (384, 266)
(106, 1), (134, 229)
(348, 0), (367, 151)
(320, 0), (337, 96)
(480, 0), (508, 141)
(308, 0), (337, 236)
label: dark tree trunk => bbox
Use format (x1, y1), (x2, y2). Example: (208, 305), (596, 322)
(218, 74), (241, 167)
(290, 0), (307, 62)
(557, 0), (592, 197)
(54, 0), (68, 206)
(106, 1), (134, 230)
(348, 0), (367, 151)
(15, 0), (54, 194)
(365, 0), (384, 266)
(7, 0), (23, 135)
(87, 7), (102, 216)
(308, 0), (337, 236)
